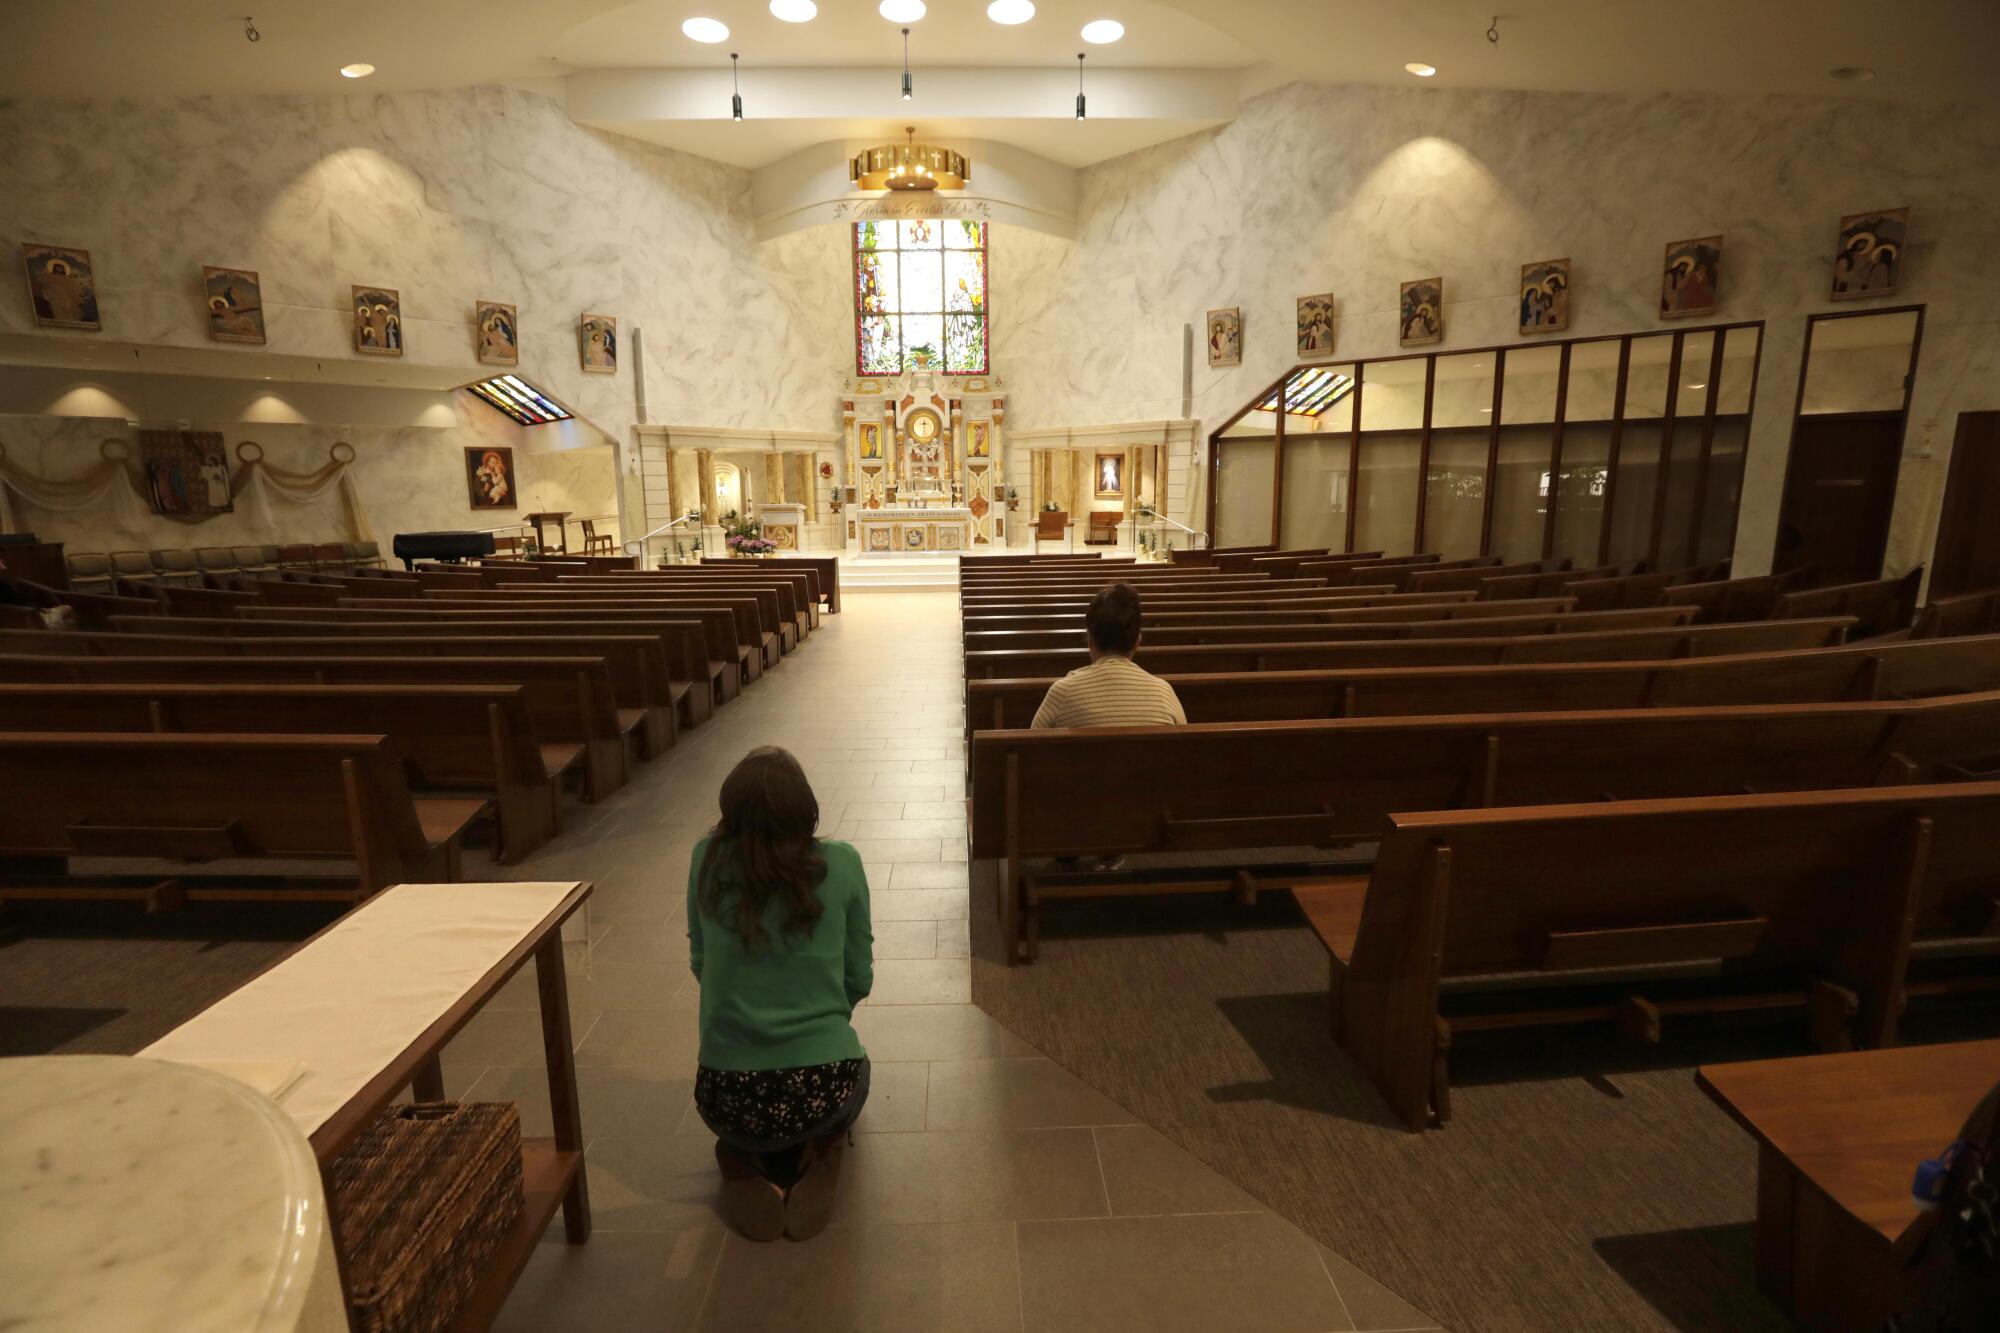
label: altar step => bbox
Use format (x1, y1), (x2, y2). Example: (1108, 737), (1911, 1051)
(838, 553), (960, 591)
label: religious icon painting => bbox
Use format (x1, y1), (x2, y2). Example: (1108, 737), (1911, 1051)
(1296, 293), (1336, 358)
(140, 429), (233, 517)
(476, 300), (518, 366)
(352, 285), (403, 356)
(1399, 278), (1443, 346)
(1094, 453), (1125, 499)
(580, 313), (617, 374)
(1660, 236), (1722, 319)
(858, 423), (883, 460)
(203, 266), (265, 344)
(968, 422), (990, 457)
(1831, 208), (1907, 300)
(1206, 308), (1242, 367)
(1519, 259), (1571, 334)
(465, 446), (517, 510)
(22, 244), (101, 330)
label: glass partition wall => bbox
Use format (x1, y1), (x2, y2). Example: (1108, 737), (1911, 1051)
(1207, 320), (1765, 568)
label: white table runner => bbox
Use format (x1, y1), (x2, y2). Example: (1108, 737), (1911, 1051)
(141, 882), (582, 1138)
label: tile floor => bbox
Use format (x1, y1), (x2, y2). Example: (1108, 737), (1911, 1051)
(446, 589), (1439, 1332)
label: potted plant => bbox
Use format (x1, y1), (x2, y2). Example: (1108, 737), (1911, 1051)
(722, 513), (774, 558)
(1006, 487), (1020, 512)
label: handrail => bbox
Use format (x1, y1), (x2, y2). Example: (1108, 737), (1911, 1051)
(1139, 510), (1209, 549)
(622, 511), (702, 557)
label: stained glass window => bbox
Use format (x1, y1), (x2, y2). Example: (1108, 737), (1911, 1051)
(468, 374), (573, 425)
(853, 218), (987, 375)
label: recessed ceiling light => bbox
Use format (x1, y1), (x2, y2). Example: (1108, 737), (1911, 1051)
(1829, 66), (1875, 82)
(987, 0), (1035, 23)
(1081, 19), (1124, 44)
(1405, 62), (1436, 77)
(339, 63), (375, 78)
(681, 16), (730, 42)
(770, 0), (817, 19)
(1687, 382), (1707, 390)
(880, 0), (926, 21)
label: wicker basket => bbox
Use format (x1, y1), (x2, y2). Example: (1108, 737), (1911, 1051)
(328, 1101), (526, 1333)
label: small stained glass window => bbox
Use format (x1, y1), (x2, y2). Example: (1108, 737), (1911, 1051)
(468, 374), (573, 425)
(853, 219), (988, 375)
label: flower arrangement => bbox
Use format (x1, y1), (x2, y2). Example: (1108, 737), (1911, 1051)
(727, 533), (776, 555)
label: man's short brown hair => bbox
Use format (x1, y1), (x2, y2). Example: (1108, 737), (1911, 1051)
(1085, 582), (1143, 655)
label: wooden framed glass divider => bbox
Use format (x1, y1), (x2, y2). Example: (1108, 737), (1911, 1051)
(1208, 318), (1766, 567)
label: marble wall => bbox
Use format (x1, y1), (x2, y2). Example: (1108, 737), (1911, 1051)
(0, 84), (847, 546)
(994, 83), (2000, 574)
(0, 395), (616, 553)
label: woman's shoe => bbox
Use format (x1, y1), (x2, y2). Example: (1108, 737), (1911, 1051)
(783, 1130), (850, 1241)
(714, 1142), (786, 1242)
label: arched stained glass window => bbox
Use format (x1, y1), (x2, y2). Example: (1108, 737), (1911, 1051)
(853, 218), (988, 375)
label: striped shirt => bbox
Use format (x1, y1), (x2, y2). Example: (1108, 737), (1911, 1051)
(1030, 654), (1187, 729)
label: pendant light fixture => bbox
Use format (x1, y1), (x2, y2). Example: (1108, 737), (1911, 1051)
(730, 52), (743, 121)
(901, 27), (914, 100)
(1075, 52), (1086, 120)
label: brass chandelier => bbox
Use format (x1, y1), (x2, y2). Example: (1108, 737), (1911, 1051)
(850, 127), (970, 192)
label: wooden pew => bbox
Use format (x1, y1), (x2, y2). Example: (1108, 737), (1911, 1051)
(961, 594), (1481, 634)
(1297, 782), (2000, 1129)
(1565, 571), (1678, 611)
(0, 732), (484, 905)
(1660, 572), (1797, 622)
(43, 626), (683, 758)
(970, 695), (2000, 964)
(1697, 1040), (2000, 1332)
(14, 581), (163, 630)
(963, 619), (1857, 679)
(1170, 543), (1276, 566)
(1912, 587), (2000, 639)
(963, 635), (2000, 733)
(564, 572), (812, 639)
(701, 555), (841, 614)
(233, 603), (730, 715)
(0, 652), (630, 802)
(1406, 559), (1566, 595)
(1215, 548), (1328, 573)
(615, 567), (822, 629)
(1477, 563), (1631, 600)
(0, 682), (565, 863)
(1352, 556), (1505, 593)
(961, 586), (1401, 613)
(536, 581), (790, 665)
(963, 607), (1702, 656)
(520, 578), (804, 650)
(1771, 569), (1924, 639)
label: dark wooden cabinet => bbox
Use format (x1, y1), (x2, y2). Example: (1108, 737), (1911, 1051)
(1929, 411), (2000, 598)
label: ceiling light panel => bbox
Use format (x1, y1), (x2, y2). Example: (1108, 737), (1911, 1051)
(880, 0), (927, 22)
(1080, 19), (1124, 44)
(987, 0), (1035, 24)
(1405, 62), (1436, 76)
(769, 0), (818, 20)
(681, 16), (730, 43)
(339, 63), (375, 78)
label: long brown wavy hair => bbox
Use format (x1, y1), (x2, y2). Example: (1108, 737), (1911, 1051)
(698, 746), (828, 951)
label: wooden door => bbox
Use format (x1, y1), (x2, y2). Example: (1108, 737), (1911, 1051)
(1773, 412), (1904, 584)
(1930, 412), (2000, 598)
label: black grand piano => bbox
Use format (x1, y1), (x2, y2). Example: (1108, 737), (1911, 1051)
(391, 530), (496, 570)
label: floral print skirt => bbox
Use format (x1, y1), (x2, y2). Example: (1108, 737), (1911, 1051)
(694, 1057), (870, 1153)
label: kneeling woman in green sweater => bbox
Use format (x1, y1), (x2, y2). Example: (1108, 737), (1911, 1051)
(688, 746), (873, 1242)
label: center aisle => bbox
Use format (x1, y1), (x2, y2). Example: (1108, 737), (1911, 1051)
(441, 590), (1424, 1332)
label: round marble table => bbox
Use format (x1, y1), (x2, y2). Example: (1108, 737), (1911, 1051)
(0, 1055), (348, 1332)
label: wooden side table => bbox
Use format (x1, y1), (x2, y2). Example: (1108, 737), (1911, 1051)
(525, 512), (572, 554)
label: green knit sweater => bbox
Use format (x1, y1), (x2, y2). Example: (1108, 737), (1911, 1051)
(686, 836), (873, 1071)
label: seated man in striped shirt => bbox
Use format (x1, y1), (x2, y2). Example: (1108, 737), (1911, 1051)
(1030, 582), (1187, 729)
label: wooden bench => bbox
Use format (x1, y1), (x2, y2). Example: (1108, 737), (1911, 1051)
(1214, 548), (1328, 573)
(0, 682), (568, 863)
(960, 593), (1478, 633)
(968, 695), (2000, 966)
(108, 615), (700, 746)
(701, 555), (841, 614)
(1697, 1039), (2000, 1332)
(522, 584), (785, 672)
(42, 626), (683, 759)
(0, 650), (631, 803)
(962, 615), (1846, 679)
(961, 586), (1403, 614)
(465, 589), (779, 674)
(960, 606), (1698, 654)
(1659, 572), (1799, 622)
(1771, 569), (1924, 639)
(1565, 570), (1678, 610)
(232, 604), (725, 720)
(1351, 556), (1506, 592)
(1405, 559), (1567, 595)
(1912, 587), (2000, 639)
(563, 572), (811, 641)
(962, 634), (2000, 732)
(1296, 782), (2000, 1129)
(0, 732), (485, 906)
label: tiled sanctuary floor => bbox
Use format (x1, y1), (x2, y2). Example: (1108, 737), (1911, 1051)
(449, 589), (1440, 1333)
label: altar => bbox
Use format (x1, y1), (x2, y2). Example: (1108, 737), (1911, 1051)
(855, 505), (973, 553)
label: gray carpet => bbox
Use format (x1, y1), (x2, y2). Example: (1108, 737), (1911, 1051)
(0, 901), (337, 1057)
(970, 887), (2000, 1333)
